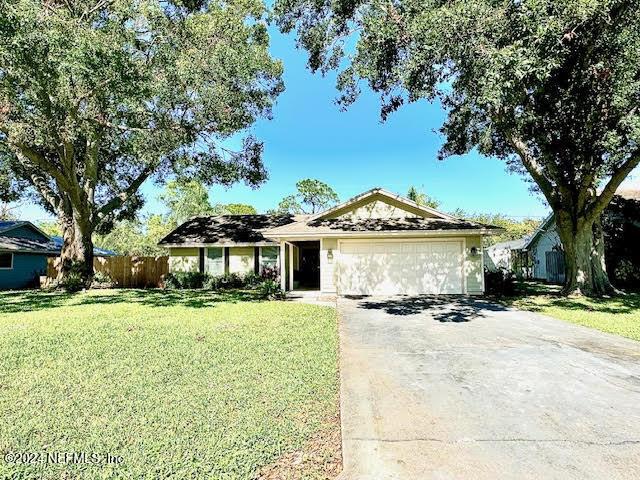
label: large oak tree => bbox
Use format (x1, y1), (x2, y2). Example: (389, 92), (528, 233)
(275, 0), (640, 295)
(0, 0), (283, 284)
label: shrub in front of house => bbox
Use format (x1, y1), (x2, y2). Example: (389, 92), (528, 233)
(165, 270), (282, 297)
(260, 265), (279, 282)
(243, 272), (263, 289)
(202, 272), (243, 290)
(164, 272), (208, 289)
(484, 267), (516, 297)
(257, 279), (285, 300)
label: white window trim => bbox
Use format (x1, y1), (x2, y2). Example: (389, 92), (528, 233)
(205, 247), (224, 275)
(258, 246), (279, 274)
(0, 252), (14, 270)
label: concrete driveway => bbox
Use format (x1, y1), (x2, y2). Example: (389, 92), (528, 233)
(337, 296), (640, 480)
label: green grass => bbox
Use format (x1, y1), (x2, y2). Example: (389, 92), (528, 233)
(0, 289), (340, 479)
(505, 282), (640, 342)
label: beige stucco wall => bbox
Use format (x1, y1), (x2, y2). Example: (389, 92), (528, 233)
(320, 238), (338, 293)
(229, 247), (254, 274)
(464, 235), (484, 295)
(330, 194), (437, 220)
(337, 199), (421, 220)
(168, 247), (199, 273)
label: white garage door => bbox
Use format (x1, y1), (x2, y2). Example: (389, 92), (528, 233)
(338, 240), (464, 295)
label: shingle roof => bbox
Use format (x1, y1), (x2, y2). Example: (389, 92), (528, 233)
(158, 214), (304, 246)
(0, 220), (20, 230)
(159, 213), (500, 246)
(0, 220), (33, 234)
(264, 216), (499, 236)
(0, 221), (115, 256)
(486, 238), (528, 251)
(0, 235), (59, 254)
(49, 236), (115, 257)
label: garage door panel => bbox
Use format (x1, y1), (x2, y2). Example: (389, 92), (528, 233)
(338, 240), (463, 295)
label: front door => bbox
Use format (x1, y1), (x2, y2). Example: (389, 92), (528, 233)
(292, 241), (320, 290)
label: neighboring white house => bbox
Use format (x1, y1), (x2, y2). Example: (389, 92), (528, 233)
(159, 188), (502, 295)
(486, 189), (639, 285)
(524, 215), (563, 282)
(486, 215), (563, 284)
(484, 238), (528, 273)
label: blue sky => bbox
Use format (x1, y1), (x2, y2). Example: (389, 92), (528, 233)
(21, 28), (640, 223)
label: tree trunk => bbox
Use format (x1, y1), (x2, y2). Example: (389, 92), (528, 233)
(56, 203), (94, 288)
(555, 213), (615, 296)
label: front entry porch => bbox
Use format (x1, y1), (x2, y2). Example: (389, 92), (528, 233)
(279, 240), (320, 292)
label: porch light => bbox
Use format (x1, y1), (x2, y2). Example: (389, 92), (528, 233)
(470, 246), (479, 257)
(327, 248), (333, 262)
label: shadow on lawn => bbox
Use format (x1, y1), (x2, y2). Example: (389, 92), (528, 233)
(352, 295), (508, 323)
(502, 281), (640, 315)
(0, 289), (263, 314)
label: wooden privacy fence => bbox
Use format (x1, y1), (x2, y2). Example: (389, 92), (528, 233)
(47, 256), (169, 288)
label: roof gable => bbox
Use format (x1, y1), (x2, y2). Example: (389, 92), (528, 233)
(312, 188), (455, 221)
(0, 221), (50, 242)
(524, 214), (556, 250)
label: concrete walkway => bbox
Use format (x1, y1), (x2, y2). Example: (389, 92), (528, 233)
(337, 295), (640, 480)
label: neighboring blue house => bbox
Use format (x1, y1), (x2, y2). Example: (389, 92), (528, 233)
(0, 221), (57, 290)
(0, 221), (114, 290)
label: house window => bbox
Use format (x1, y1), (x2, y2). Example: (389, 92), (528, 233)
(0, 252), (13, 269)
(205, 247), (224, 276)
(260, 246), (279, 271)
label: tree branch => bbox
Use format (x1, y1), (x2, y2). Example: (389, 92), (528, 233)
(13, 143), (72, 193)
(507, 134), (557, 206)
(83, 132), (100, 205)
(587, 151), (640, 222)
(28, 171), (61, 212)
(95, 165), (154, 223)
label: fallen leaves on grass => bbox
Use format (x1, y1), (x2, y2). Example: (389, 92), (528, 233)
(255, 414), (342, 480)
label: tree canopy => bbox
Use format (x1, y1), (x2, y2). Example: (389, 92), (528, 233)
(93, 215), (170, 256)
(407, 186), (440, 209)
(450, 209), (540, 246)
(275, 0), (640, 295)
(0, 0), (283, 283)
(159, 180), (214, 227)
(93, 180), (258, 255)
(212, 203), (257, 215)
(274, 179), (339, 214)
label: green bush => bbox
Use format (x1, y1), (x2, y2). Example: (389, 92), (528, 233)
(57, 262), (90, 292)
(92, 271), (115, 289)
(60, 272), (85, 292)
(164, 272), (207, 289)
(217, 272), (244, 289)
(258, 279), (285, 300)
(203, 275), (221, 290)
(165, 270), (283, 292)
(243, 272), (263, 289)
(484, 267), (516, 297)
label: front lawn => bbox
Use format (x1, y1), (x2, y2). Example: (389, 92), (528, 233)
(0, 289), (341, 479)
(505, 282), (640, 342)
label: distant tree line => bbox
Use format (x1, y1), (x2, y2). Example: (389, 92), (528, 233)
(32, 180), (539, 256)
